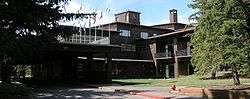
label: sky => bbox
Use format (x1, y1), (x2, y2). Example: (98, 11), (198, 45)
(60, 0), (194, 27)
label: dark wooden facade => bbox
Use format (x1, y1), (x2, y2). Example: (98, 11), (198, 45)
(30, 10), (194, 82)
(31, 42), (119, 84)
(94, 10), (195, 78)
(149, 29), (194, 78)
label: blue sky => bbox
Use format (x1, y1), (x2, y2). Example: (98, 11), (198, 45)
(62, 0), (194, 26)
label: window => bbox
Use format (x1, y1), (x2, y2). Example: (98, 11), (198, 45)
(121, 44), (136, 52)
(120, 30), (131, 37)
(140, 32), (149, 39)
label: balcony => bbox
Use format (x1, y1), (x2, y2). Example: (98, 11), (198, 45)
(176, 50), (191, 57)
(155, 50), (191, 59)
(155, 52), (173, 59)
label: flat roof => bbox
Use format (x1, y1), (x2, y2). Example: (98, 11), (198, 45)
(98, 22), (175, 32)
(79, 57), (153, 62)
(115, 11), (141, 16)
(151, 23), (187, 27)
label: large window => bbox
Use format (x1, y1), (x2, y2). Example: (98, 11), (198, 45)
(140, 32), (149, 39)
(120, 30), (131, 37)
(121, 44), (136, 52)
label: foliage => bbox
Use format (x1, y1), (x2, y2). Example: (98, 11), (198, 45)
(0, 0), (94, 63)
(190, 0), (250, 79)
(0, 0), (93, 83)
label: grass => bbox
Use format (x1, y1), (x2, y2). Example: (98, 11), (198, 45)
(112, 75), (250, 88)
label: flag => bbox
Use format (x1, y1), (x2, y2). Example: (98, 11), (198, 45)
(106, 8), (110, 13)
(100, 11), (103, 19)
(88, 17), (91, 27)
(91, 15), (96, 24)
(83, 22), (86, 32)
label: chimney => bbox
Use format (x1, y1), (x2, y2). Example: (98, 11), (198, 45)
(115, 11), (141, 25)
(169, 9), (178, 23)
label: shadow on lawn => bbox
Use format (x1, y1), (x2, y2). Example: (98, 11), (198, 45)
(112, 81), (151, 86)
(202, 87), (250, 99)
(201, 73), (233, 80)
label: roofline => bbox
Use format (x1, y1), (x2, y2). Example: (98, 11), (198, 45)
(151, 23), (188, 27)
(79, 57), (153, 62)
(148, 28), (195, 39)
(115, 11), (141, 16)
(99, 22), (175, 32)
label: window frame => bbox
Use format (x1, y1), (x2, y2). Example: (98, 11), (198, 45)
(120, 29), (131, 37)
(140, 32), (149, 39)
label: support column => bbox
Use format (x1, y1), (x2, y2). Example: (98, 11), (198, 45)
(149, 43), (159, 77)
(105, 52), (112, 83)
(173, 38), (179, 78)
(87, 54), (93, 70)
(86, 54), (93, 82)
(187, 42), (191, 56)
(61, 55), (75, 81)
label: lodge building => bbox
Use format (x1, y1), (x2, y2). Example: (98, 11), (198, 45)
(26, 9), (195, 84)
(76, 9), (194, 79)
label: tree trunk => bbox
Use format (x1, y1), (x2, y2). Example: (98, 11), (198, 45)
(211, 72), (216, 79)
(232, 66), (240, 86)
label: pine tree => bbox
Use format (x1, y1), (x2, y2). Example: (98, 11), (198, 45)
(191, 0), (250, 85)
(0, 0), (92, 83)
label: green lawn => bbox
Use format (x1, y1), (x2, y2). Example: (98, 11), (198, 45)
(113, 75), (250, 88)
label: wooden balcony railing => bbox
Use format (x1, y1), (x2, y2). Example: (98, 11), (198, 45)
(155, 50), (191, 59)
(155, 52), (173, 58)
(177, 50), (191, 57)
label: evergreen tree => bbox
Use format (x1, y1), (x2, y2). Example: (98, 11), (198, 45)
(0, 0), (91, 83)
(191, 0), (250, 85)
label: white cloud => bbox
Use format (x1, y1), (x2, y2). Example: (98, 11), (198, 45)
(59, 0), (191, 27)
(59, 0), (115, 27)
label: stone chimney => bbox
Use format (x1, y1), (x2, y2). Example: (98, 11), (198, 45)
(169, 9), (178, 23)
(115, 11), (141, 25)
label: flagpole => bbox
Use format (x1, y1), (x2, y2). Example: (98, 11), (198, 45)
(79, 26), (82, 43)
(89, 17), (91, 43)
(107, 8), (111, 43)
(83, 23), (86, 44)
(95, 25), (97, 41)
(101, 16), (103, 39)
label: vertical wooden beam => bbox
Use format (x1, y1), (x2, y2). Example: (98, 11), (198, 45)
(149, 42), (159, 77)
(173, 38), (179, 78)
(187, 42), (191, 56)
(165, 44), (169, 57)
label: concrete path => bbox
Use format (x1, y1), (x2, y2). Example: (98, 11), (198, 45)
(33, 86), (145, 99)
(32, 85), (203, 99)
(100, 86), (203, 99)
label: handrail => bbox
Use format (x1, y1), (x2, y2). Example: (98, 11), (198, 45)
(155, 52), (173, 58)
(155, 50), (191, 58)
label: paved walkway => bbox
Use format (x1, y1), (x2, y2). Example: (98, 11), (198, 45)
(33, 87), (144, 99)
(32, 84), (203, 99)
